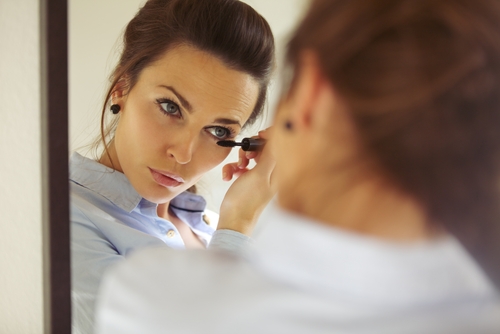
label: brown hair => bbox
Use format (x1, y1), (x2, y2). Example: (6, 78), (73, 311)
(289, 0), (500, 286)
(98, 0), (275, 161)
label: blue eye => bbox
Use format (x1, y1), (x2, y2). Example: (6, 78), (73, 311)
(207, 126), (231, 139)
(158, 99), (180, 116)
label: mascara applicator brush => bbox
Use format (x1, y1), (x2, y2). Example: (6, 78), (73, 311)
(217, 138), (266, 151)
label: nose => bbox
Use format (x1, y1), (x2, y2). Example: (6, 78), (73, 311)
(166, 130), (196, 164)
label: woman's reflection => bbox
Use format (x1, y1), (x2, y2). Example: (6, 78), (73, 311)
(70, 0), (275, 332)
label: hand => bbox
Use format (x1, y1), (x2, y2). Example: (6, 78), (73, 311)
(218, 129), (276, 235)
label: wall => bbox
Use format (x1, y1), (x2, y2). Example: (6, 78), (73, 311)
(0, 0), (44, 333)
(69, 0), (310, 212)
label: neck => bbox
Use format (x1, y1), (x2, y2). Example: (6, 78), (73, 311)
(279, 166), (435, 242)
(157, 202), (172, 220)
(98, 140), (122, 172)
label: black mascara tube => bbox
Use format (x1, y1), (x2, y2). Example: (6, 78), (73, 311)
(217, 138), (266, 151)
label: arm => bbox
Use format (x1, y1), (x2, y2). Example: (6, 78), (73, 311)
(71, 206), (124, 334)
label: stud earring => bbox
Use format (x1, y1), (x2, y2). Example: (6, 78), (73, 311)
(284, 120), (293, 130)
(110, 104), (121, 114)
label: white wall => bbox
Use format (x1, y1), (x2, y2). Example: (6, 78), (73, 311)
(69, 0), (310, 212)
(0, 0), (43, 333)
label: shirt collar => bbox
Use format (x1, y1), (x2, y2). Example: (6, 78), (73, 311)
(70, 152), (143, 212)
(170, 191), (206, 213)
(254, 202), (497, 305)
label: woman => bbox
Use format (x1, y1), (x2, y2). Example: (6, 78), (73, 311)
(95, 0), (500, 333)
(70, 0), (275, 332)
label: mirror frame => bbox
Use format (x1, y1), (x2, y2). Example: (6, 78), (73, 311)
(40, 0), (71, 332)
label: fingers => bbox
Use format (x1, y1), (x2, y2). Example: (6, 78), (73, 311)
(222, 163), (249, 181)
(245, 150), (258, 161)
(238, 148), (250, 169)
(244, 127), (272, 163)
(223, 127), (274, 180)
(258, 128), (272, 140)
(222, 163), (236, 181)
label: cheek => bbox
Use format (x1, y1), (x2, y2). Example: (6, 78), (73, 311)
(271, 112), (304, 190)
(116, 104), (165, 163)
(271, 130), (292, 183)
(192, 142), (230, 176)
(272, 104), (293, 173)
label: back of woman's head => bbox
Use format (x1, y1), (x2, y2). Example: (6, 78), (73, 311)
(99, 0), (275, 154)
(288, 0), (500, 285)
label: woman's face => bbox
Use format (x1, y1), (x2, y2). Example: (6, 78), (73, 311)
(112, 44), (259, 204)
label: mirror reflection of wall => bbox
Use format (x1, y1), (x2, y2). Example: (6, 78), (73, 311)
(69, 0), (310, 212)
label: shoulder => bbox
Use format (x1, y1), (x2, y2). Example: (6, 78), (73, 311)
(70, 181), (105, 219)
(96, 248), (273, 322)
(70, 183), (116, 235)
(94, 248), (285, 334)
(104, 246), (254, 288)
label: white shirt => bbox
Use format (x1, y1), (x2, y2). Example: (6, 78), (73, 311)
(95, 203), (500, 334)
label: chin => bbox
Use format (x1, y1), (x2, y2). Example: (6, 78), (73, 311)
(139, 184), (184, 204)
(143, 192), (177, 205)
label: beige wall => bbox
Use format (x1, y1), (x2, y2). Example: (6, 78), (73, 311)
(69, 0), (310, 211)
(0, 0), (43, 333)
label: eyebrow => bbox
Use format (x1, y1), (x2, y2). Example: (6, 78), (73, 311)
(213, 118), (242, 128)
(158, 85), (193, 112)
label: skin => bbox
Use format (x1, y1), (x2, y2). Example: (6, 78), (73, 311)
(268, 52), (437, 242)
(219, 129), (276, 235)
(99, 44), (260, 247)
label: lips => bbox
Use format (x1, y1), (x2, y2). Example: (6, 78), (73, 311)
(148, 168), (185, 188)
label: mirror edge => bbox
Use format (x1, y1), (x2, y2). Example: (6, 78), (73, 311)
(40, 0), (71, 332)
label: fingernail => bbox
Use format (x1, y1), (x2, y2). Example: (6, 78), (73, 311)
(222, 171), (228, 180)
(238, 157), (242, 167)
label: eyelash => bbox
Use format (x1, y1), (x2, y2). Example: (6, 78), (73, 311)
(155, 98), (236, 141)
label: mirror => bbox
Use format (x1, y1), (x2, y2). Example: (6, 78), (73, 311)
(68, 0), (309, 331)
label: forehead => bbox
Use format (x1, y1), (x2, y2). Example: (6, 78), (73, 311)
(138, 44), (260, 124)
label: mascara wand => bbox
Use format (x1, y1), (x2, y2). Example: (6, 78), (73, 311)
(217, 138), (266, 151)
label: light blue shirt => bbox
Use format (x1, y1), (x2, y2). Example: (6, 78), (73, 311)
(70, 152), (248, 334)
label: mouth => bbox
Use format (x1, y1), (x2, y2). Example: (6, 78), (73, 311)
(148, 167), (185, 188)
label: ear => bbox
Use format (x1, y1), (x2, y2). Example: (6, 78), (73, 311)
(110, 76), (130, 104)
(286, 51), (336, 132)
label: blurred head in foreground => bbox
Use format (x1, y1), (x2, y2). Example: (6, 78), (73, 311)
(272, 0), (500, 285)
